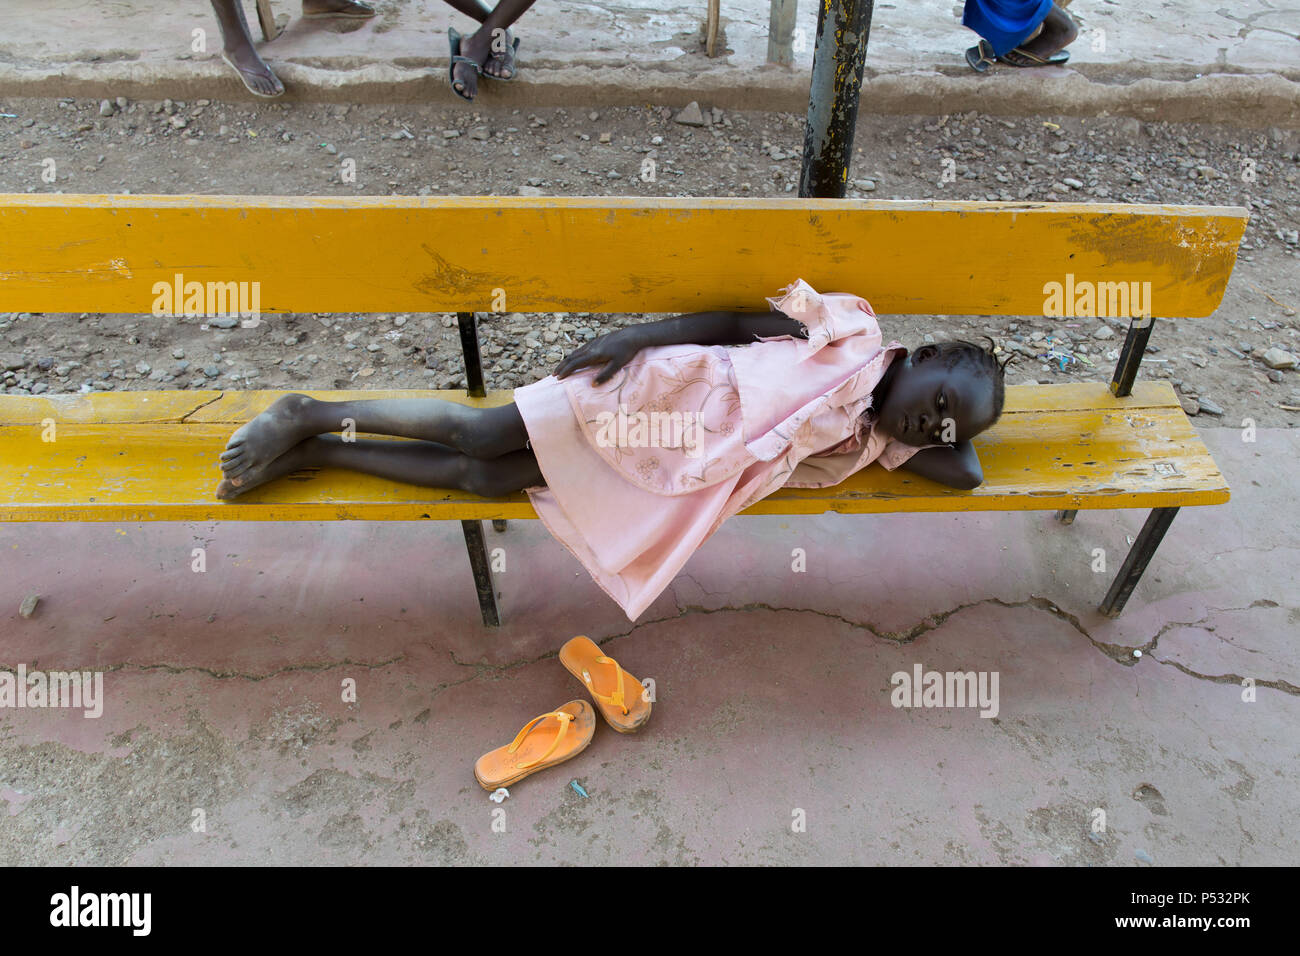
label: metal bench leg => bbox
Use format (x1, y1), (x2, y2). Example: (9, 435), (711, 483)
(457, 311), (487, 399)
(461, 519), (501, 627)
(1099, 507), (1179, 619)
(1056, 509), (1078, 525)
(492, 519), (507, 533)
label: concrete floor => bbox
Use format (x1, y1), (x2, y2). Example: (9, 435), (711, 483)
(1, 427), (1296, 865)
(3, 0), (1298, 122)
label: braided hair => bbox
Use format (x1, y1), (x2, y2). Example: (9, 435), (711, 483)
(928, 336), (1015, 424)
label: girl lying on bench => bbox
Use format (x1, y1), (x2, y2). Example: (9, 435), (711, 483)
(216, 279), (1011, 620)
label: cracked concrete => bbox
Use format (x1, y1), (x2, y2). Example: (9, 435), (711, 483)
(1, 427), (1296, 864)
(1, 0), (1297, 124)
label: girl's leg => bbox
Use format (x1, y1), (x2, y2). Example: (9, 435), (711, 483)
(216, 434), (543, 499)
(221, 394), (529, 480)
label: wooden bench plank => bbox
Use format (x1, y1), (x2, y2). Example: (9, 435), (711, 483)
(0, 383), (1228, 522)
(0, 195), (1247, 317)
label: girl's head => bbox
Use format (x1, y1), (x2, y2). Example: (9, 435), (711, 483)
(876, 338), (1011, 447)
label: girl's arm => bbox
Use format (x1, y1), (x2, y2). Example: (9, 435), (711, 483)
(634, 310), (806, 348)
(897, 442), (984, 490)
(555, 311), (805, 383)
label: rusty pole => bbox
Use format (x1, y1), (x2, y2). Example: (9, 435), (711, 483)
(799, 0), (875, 198)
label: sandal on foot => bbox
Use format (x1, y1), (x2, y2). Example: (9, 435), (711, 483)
(301, 0), (376, 19)
(997, 46), (1070, 67)
(448, 26), (482, 102)
(474, 700), (596, 789)
(964, 38), (996, 74)
(220, 50), (285, 98)
(483, 30), (521, 82)
(560, 635), (651, 734)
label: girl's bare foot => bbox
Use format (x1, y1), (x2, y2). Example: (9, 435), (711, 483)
(220, 393), (322, 480)
(216, 437), (315, 499)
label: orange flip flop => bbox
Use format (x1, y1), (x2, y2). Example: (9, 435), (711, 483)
(474, 700), (595, 790)
(559, 636), (652, 733)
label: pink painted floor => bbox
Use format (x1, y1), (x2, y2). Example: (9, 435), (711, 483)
(1, 428), (1296, 864)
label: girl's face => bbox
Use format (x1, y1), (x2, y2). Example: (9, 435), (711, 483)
(876, 346), (996, 447)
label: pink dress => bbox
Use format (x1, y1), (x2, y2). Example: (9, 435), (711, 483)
(512, 278), (932, 621)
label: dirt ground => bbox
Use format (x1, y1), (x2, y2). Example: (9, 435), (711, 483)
(1, 95), (1298, 425)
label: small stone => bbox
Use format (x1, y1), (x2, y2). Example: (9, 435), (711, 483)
(99, 99), (114, 117)
(135, 361), (151, 374)
(1129, 171), (1146, 182)
(210, 317), (238, 329)
(469, 126), (490, 141)
(1197, 396), (1224, 416)
(549, 153), (566, 163)
(116, 96), (129, 109)
(1261, 347), (1297, 370)
(1093, 325), (1115, 340)
(203, 365), (221, 378)
(442, 129), (461, 139)
(19, 594), (39, 619)
(674, 101), (705, 127)
(0, 352), (28, 371)
(1134, 848), (1154, 864)
(589, 111), (599, 121)
(1178, 395), (1199, 415)
(1063, 177), (1084, 189)
(172, 347), (185, 359)
(518, 185), (545, 196)
(852, 179), (876, 191)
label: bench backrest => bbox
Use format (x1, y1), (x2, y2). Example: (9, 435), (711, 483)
(0, 195), (1247, 319)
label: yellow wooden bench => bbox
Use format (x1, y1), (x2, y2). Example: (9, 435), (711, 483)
(0, 195), (1247, 625)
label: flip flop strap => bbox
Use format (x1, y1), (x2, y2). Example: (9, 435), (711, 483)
(582, 656), (628, 715)
(507, 710), (574, 770)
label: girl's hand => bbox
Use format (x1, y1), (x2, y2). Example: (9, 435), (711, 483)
(554, 328), (648, 384)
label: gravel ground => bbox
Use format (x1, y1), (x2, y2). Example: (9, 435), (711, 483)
(1, 95), (1298, 425)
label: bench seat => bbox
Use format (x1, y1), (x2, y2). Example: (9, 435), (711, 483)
(0, 381), (1228, 523)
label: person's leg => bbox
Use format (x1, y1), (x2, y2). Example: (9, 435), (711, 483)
(1013, 4), (1078, 58)
(209, 0), (284, 97)
(216, 434), (543, 499)
(220, 393), (530, 481)
(441, 0), (494, 22)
